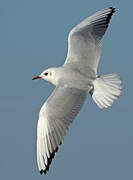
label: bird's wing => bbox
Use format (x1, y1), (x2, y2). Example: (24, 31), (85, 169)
(64, 7), (115, 78)
(37, 83), (87, 174)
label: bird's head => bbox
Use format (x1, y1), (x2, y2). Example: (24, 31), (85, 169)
(32, 68), (58, 85)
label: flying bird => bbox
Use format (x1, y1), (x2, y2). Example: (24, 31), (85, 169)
(32, 7), (122, 174)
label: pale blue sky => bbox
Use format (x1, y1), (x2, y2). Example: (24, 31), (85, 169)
(0, 0), (133, 179)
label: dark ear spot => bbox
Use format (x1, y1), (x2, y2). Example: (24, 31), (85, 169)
(44, 72), (48, 76)
(49, 72), (52, 76)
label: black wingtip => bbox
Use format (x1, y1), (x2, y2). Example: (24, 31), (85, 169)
(39, 146), (59, 175)
(109, 7), (116, 14)
(106, 7), (116, 25)
(40, 170), (44, 175)
(40, 169), (47, 175)
(109, 7), (116, 11)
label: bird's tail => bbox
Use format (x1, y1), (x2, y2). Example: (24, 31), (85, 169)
(91, 73), (122, 109)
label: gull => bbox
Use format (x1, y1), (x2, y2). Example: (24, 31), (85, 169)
(32, 7), (122, 175)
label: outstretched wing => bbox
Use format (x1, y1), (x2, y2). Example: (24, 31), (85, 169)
(37, 83), (87, 174)
(64, 7), (115, 78)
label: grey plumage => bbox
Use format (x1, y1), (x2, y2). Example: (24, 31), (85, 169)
(33, 7), (121, 175)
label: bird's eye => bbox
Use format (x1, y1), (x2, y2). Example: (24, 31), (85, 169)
(44, 72), (48, 76)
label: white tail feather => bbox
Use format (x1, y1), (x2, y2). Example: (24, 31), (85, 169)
(92, 73), (122, 109)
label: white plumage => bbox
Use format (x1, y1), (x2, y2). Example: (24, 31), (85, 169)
(92, 74), (121, 109)
(32, 7), (122, 174)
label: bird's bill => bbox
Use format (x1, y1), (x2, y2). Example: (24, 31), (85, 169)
(32, 76), (42, 80)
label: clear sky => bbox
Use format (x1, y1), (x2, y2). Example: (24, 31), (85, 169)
(0, 0), (133, 179)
